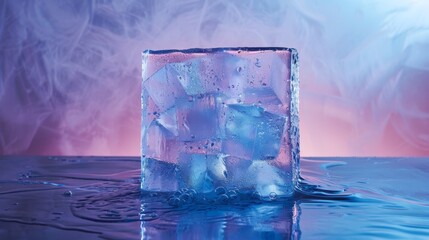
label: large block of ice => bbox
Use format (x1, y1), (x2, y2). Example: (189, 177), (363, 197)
(141, 48), (300, 199)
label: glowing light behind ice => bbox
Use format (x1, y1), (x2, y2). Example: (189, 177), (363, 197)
(1, 0), (429, 156)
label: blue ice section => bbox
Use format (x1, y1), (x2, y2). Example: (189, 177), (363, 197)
(223, 104), (285, 160)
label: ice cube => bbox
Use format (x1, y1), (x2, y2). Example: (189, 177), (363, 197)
(247, 161), (293, 197)
(269, 55), (290, 105)
(142, 121), (181, 163)
(181, 138), (222, 155)
(170, 53), (250, 96)
(222, 104), (286, 160)
(142, 48), (300, 198)
(242, 86), (287, 116)
(176, 94), (220, 141)
(223, 156), (293, 197)
(143, 65), (187, 112)
(178, 154), (227, 193)
(141, 158), (179, 192)
(223, 156), (253, 188)
(157, 107), (178, 136)
(169, 62), (205, 95)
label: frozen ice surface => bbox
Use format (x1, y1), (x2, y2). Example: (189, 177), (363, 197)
(142, 121), (181, 164)
(222, 156), (293, 197)
(247, 161), (293, 196)
(169, 53), (249, 96)
(222, 104), (285, 160)
(143, 65), (186, 112)
(142, 48), (300, 199)
(178, 154), (227, 193)
(157, 107), (178, 137)
(176, 94), (220, 141)
(141, 158), (179, 192)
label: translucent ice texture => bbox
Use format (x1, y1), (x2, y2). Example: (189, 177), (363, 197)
(141, 48), (299, 198)
(222, 104), (285, 160)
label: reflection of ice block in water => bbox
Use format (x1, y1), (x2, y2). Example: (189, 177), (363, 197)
(142, 48), (300, 198)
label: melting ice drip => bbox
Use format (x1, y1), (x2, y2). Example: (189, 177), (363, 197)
(141, 48), (299, 202)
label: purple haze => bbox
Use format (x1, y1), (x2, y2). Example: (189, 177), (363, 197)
(1, 1), (429, 156)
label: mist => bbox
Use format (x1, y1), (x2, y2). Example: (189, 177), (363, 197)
(1, 0), (428, 156)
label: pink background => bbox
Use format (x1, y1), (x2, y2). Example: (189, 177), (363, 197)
(1, 1), (429, 156)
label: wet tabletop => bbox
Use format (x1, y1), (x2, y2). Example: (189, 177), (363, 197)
(0, 156), (428, 239)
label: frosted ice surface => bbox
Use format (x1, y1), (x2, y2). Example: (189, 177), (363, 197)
(157, 107), (178, 137)
(170, 53), (249, 96)
(142, 121), (180, 163)
(242, 87), (285, 115)
(178, 153), (227, 193)
(222, 104), (286, 160)
(143, 65), (186, 112)
(170, 62), (205, 95)
(247, 161), (292, 197)
(268, 54), (290, 105)
(223, 156), (253, 187)
(141, 158), (178, 192)
(176, 94), (219, 141)
(142, 48), (300, 198)
(223, 156), (293, 197)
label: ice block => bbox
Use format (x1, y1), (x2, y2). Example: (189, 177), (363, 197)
(141, 47), (300, 200)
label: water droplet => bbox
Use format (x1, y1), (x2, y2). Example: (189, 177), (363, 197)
(180, 193), (191, 204)
(227, 190), (238, 201)
(252, 191), (261, 200)
(216, 194), (229, 204)
(255, 58), (262, 68)
(168, 197), (181, 207)
(173, 191), (182, 198)
(269, 192), (277, 200)
(215, 186), (226, 195)
(236, 66), (242, 73)
(188, 189), (197, 199)
(63, 190), (72, 197)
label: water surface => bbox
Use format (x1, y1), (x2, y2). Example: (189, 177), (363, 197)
(0, 156), (428, 239)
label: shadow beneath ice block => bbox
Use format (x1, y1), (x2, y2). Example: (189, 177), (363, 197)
(140, 192), (301, 240)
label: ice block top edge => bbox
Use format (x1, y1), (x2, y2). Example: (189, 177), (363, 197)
(143, 47), (297, 55)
